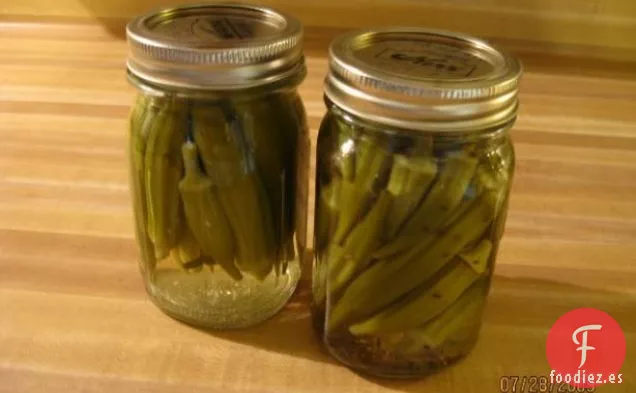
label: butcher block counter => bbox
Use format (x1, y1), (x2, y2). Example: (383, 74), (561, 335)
(1, 17), (635, 393)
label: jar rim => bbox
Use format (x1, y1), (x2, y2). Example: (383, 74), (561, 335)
(127, 66), (306, 98)
(324, 96), (516, 138)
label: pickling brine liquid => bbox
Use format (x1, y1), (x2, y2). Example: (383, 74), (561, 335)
(150, 255), (301, 328)
(312, 273), (493, 377)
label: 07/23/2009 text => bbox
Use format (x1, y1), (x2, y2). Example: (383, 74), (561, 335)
(499, 376), (596, 393)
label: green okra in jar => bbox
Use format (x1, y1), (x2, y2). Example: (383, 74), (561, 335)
(125, 3), (310, 329)
(311, 28), (522, 377)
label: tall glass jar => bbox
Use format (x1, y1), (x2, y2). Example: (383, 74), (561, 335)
(311, 28), (522, 377)
(125, 4), (309, 329)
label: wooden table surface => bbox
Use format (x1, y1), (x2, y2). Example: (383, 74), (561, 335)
(1, 18), (635, 393)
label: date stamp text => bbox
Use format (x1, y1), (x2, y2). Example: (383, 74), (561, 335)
(499, 376), (596, 393)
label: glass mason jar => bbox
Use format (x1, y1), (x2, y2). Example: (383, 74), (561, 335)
(311, 28), (522, 377)
(124, 4), (310, 329)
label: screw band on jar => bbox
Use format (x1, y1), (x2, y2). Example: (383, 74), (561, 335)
(323, 27), (522, 132)
(126, 3), (306, 89)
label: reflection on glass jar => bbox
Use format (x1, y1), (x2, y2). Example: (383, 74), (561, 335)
(125, 3), (309, 329)
(311, 27), (522, 378)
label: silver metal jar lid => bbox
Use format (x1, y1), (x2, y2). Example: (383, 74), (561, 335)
(324, 27), (522, 132)
(126, 3), (305, 90)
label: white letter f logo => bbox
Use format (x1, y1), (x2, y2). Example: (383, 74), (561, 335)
(573, 324), (602, 368)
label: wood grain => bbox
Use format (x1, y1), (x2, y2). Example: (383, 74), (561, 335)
(1, 18), (635, 393)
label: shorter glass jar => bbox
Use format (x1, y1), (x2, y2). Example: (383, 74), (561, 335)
(311, 28), (522, 377)
(125, 3), (309, 329)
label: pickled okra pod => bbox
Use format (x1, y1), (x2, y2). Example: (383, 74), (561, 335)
(335, 121), (356, 182)
(372, 154), (476, 259)
(192, 104), (276, 280)
(384, 155), (437, 239)
(232, 94), (299, 272)
(170, 220), (203, 272)
(179, 141), (242, 280)
(132, 93), (301, 281)
(315, 177), (341, 252)
(328, 190), (393, 296)
(128, 95), (156, 270)
(143, 98), (188, 259)
(416, 285), (487, 349)
(332, 127), (392, 245)
(316, 133), (511, 359)
(389, 282), (487, 355)
(372, 164), (497, 260)
(327, 182), (502, 331)
(398, 154), (478, 236)
(348, 239), (492, 335)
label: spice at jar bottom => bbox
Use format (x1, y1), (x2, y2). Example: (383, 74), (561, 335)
(125, 3), (309, 330)
(311, 27), (522, 378)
